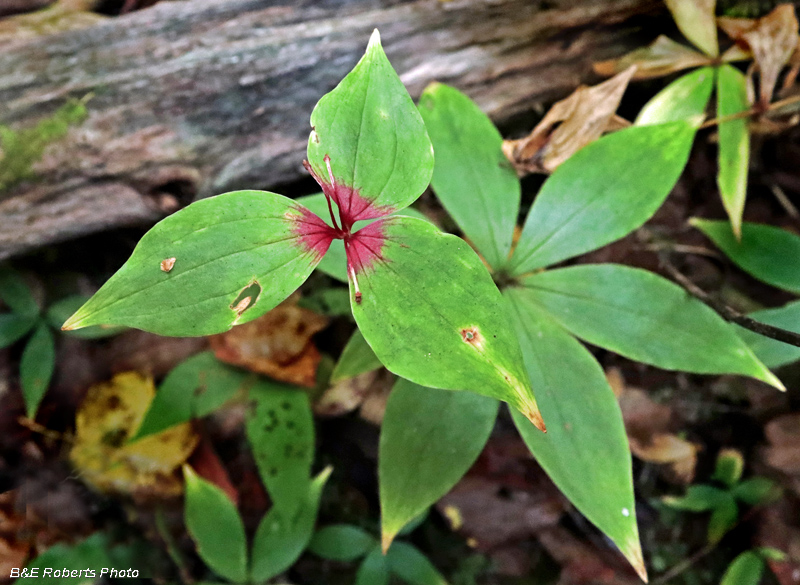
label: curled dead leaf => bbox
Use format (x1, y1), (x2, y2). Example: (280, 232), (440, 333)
(314, 369), (394, 424)
(210, 295), (329, 387)
(69, 371), (198, 498)
(502, 66), (635, 175)
(594, 35), (712, 80)
(719, 4), (800, 105)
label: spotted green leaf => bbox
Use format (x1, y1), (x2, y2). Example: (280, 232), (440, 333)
(20, 323), (55, 419)
(510, 122), (696, 274)
(379, 378), (498, 548)
(249, 467), (331, 583)
(717, 65), (751, 239)
(504, 288), (645, 581)
(306, 30), (434, 217)
(133, 352), (250, 441)
(62, 191), (329, 336)
(522, 264), (781, 388)
(418, 83), (519, 269)
(692, 219), (800, 293)
(184, 465), (248, 584)
(246, 381), (315, 515)
(636, 67), (714, 125)
(350, 216), (543, 430)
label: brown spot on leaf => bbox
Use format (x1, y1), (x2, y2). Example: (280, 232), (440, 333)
(230, 281), (262, 317)
(461, 327), (483, 348)
(160, 257), (176, 272)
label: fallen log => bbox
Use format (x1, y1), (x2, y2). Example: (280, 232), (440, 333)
(0, 0), (664, 259)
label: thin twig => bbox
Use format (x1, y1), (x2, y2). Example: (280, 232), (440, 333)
(769, 184), (800, 219)
(699, 94), (800, 129)
(650, 543), (716, 585)
(660, 257), (800, 348)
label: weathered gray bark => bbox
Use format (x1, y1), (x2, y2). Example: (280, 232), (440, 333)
(0, 0), (664, 259)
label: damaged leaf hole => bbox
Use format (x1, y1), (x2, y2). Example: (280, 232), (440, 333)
(460, 326), (483, 347)
(230, 280), (262, 316)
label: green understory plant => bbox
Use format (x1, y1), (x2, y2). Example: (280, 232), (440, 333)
(0, 267), (121, 418)
(61, 30), (785, 582)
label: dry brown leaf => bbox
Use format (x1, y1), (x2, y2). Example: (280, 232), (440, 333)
(594, 35), (712, 80)
(0, 491), (31, 576)
(210, 295), (329, 388)
(665, 0), (719, 57)
(610, 368), (698, 484)
(719, 5), (800, 105)
(762, 413), (800, 497)
(502, 67), (635, 175)
(314, 369), (394, 424)
(69, 371), (198, 498)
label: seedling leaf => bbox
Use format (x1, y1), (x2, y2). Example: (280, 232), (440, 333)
(20, 323), (55, 419)
(62, 191), (331, 336)
(505, 288), (644, 581)
(713, 448), (744, 488)
(309, 524), (377, 561)
(379, 378), (498, 549)
(0, 313), (37, 348)
(386, 541), (448, 585)
(356, 547), (390, 585)
(331, 328), (382, 383)
(0, 266), (38, 316)
(184, 465), (248, 584)
(721, 551), (764, 585)
(349, 216), (543, 429)
(717, 65), (750, 239)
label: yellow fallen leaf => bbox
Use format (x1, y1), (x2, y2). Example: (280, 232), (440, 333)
(70, 371), (198, 497)
(502, 66), (635, 175)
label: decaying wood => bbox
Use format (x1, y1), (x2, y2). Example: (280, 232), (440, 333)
(0, 0), (664, 259)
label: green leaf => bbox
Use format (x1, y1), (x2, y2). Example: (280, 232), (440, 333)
(250, 467), (331, 583)
(350, 216), (544, 430)
(46, 295), (125, 339)
(62, 191), (329, 336)
(737, 300), (800, 368)
(692, 219), (800, 294)
(386, 542), (448, 585)
(245, 381), (315, 515)
(331, 328), (383, 382)
(732, 477), (781, 506)
(721, 551), (765, 585)
(635, 67), (714, 125)
(418, 82), (519, 269)
(23, 532), (133, 584)
(379, 378), (498, 548)
(717, 65), (751, 239)
(133, 352), (249, 440)
(0, 267), (39, 316)
(299, 286), (352, 317)
(306, 30), (434, 218)
(664, 0), (719, 57)
(184, 465), (248, 583)
(713, 448), (744, 488)
(510, 122), (695, 274)
(296, 193), (430, 283)
(662, 484), (731, 512)
(755, 547), (787, 562)
(309, 524), (377, 561)
(20, 323), (55, 419)
(356, 548), (390, 585)
(708, 493), (739, 543)
(0, 313), (37, 348)
(522, 264), (782, 388)
(504, 288), (645, 581)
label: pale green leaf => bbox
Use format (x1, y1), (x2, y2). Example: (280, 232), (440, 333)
(636, 67), (714, 125)
(663, 484), (730, 512)
(721, 551), (764, 585)
(245, 381), (315, 515)
(62, 191), (328, 336)
(133, 352), (249, 440)
(20, 323), (55, 419)
(708, 493), (739, 543)
(380, 378), (498, 547)
(418, 82), (518, 269)
(250, 467), (331, 583)
(351, 216), (543, 429)
(717, 65), (751, 239)
(306, 30), (433, 217)
(510, 122), (695, 274)
(665, 0), (719, 57)
(692, 219), (800, 294)
(521, 264), (781, 388)
(504, 288), (644, 581)
(184, 465), (248, 583)
(309, 525), (377, 561)
(713, 449), (744, 488)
